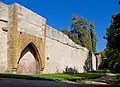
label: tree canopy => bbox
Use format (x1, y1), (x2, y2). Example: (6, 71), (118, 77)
(62, 15), (97, 53)
(102, 13), (120, 72)
(106, 13), (120, 50)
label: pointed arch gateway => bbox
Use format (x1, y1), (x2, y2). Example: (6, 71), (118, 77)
(17, 42), (41, 74)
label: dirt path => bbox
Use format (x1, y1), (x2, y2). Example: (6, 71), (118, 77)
(0, 78), (109, 87)
(89, 73), (117, 85)
(78, 73), (118, 86)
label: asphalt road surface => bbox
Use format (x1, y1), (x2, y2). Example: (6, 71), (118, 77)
(0, 78), (110, 87)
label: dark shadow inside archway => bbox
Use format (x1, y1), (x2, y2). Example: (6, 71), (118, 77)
(17, 42), (40, 75)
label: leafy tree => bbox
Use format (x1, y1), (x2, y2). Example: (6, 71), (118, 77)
(62, 28), (70, 36)
(106, 13), (120, 50)
(62, 28), (81, 44)
(103, 13), (120, 72)
(62, 15), (97, 52)
(103, 48), (120, 72)
(89, 24), (97, 53)
(70, 16), (93, 52)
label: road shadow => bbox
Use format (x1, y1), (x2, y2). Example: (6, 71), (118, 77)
(0, 78), (110, 87)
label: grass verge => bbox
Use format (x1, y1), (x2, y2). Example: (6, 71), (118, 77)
(0, 71), (106, 82)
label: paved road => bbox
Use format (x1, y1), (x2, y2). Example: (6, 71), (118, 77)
(0, 78), (110, 87)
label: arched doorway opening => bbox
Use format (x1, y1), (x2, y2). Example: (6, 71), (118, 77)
(17, 42), (40, 74)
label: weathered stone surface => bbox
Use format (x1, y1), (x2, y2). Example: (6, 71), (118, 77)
(17, 3), (46, 38)
(0, 19), (8, 73)
(0, 2), (96, 74)
(0, 3), (9, 21)
(17, 50), (37, 74)
(5, 3), (45, 74)
(0, 2), (8, 73)
(45, 25), (96, 73)
(95, 53), (102, 69)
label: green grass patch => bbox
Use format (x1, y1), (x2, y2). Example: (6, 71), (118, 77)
(39, 74), (86, 81)
(89, 70), (106, 73)
(0, 73), (54, 81)
(39, 72), (105, 82)
(0, 71), (106, 82)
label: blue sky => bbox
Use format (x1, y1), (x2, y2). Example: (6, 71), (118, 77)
(1, 0), (120, 52)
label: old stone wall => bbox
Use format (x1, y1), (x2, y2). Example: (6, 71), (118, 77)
(7, 3), (46, 73)
(44, 25), (96, 73)
(95, 53), (103, 69)
(0, 3), (8, 72)
(17, 3), (45, 38)
(0, 2), (96, 74)
(0, 3), (46, 73)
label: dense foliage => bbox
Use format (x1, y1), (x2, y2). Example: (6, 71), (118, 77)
(89, 24), (97, 52)
(106, 13), (120, 50)
(62, 16), (97, 53)
(103, 13), (120, 72)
